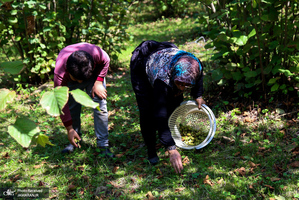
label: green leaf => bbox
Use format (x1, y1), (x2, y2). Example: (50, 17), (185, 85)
(8, 17), (18, 24)
(8, 117), (40, 148)
(263, 65), (273, 74)
(0, 88), (16, 110)
(234, 35), (248, 46)
(10, 10), (18, 15)
(43, 27), (52, 32)
(232, 71), (243, 81)
(278, 69), (294, 76)
(245, 82), (255, 88)
(38, 4), (47, 9)
(244, 71), (258, 78)
(269, 41), (279, 49)
(0, 61), (24, 74)
(252, 0), (257, 8)
(36, 134), (55, 147)
(248, 29), (256, 38)
(211, 68), (223, 81)
(40, 86), (69, 116)
(271, 83), (279, 92)
(82, 29), (89, 35)
(268, 78), (277, 85)
(70, 89), (99, 110)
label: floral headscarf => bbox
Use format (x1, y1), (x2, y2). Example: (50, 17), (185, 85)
(170, 50), (201, 85)
(146, 48), (202, 87)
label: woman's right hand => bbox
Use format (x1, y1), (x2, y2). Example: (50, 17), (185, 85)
(196, 97), (206, 109)
(66, 125), (81, 147)
(168, 149), (183, 174)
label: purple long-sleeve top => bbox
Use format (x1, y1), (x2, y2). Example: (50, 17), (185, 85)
(54, 42), (110, 127)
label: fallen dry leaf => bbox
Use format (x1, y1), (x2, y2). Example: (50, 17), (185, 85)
(270, 177), (281, 182)
(217, 178), (224, 184)
(10, 175), (20, 182)
(234, 152), (241, 156)
(249, 168), (255, 174)
(182, 156), (190, 165)
(258, 147), (266, 151)
(134, 167), (144, 172)
(243, 111), (250, 116)
(175, 187), (185, 193)
(130, 189), (136, 194)
(238, 167), (246, 176)
(50, 195), (57, 199)
(146, 191), (155, 200)
(82, 175), (89, 181)
(115, 154), (124, 158)
(3, 152), (10, 159)
(264, 185), (274, 190)
(34, 165), (42, 169)
(244, 117), (253, 123)
(203, 175), (214, 187)
(138, 174), (147, 178)
(39, 181), (45, 186)
(248, 161), (256, 168)
(109, 181), (120, 188)
(157, 175), (163, 179)
(112, 166), (119, 174)
(289, 161), (299, 168)
(68, 184), (77, 191)
(77, 166), (85, 171)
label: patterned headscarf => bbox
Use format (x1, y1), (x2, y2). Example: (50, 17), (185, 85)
(146, 48), (202, 87)
(170, 50), (202, 86)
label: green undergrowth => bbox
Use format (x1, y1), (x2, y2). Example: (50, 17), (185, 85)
(1, 68), (298, 199)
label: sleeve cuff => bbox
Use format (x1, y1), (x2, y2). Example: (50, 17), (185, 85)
(96, 77), (104, 82)
(63, 120), (73, 128)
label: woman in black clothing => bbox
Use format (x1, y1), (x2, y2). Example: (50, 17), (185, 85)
(130, 40), (205, 173)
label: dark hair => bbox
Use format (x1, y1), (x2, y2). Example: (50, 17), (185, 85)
(66, 50), (94, 81)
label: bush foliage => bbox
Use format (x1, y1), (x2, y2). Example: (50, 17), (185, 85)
(198, 0), (299, 99)
(0, 0), (131, 84)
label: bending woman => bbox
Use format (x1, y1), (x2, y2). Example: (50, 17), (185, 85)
(130, 40), (205, 173)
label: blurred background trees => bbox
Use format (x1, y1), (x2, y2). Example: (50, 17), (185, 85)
(0, 0), (131, 84)
(0, 0), (298, 101)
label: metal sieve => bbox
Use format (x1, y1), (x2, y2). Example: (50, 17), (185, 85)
(168, 100), (216, 150)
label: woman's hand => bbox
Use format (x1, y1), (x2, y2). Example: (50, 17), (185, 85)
(66, 125), (81, 147)
(196, 97), (206, 109)
(168, 149), (183, 174)
(92, 81), (107, 99)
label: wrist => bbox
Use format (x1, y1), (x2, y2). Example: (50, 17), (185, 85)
(166, 145), (177, 151)
(196, 96), (202, 100)
(66, 125), (74, 132)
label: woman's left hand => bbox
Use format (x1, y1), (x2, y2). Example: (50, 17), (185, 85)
(169, 149), (183, 174)
(196, 97), (206, 109)
(92, 81), (107, 99)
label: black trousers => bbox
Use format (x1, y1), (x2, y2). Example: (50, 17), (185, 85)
(130, 40), (179, 159)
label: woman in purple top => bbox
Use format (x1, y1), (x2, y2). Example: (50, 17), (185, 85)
(54, 42), (114, 157)
(130, 40), (205, 173)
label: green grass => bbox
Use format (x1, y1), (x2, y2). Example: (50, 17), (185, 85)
(1, 10), (299, 200)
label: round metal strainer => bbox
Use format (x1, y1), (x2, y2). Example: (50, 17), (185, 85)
(168, 100), (216, 150)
